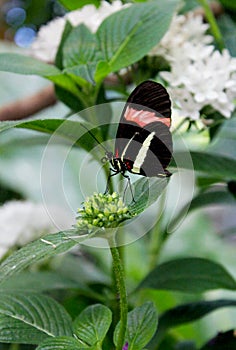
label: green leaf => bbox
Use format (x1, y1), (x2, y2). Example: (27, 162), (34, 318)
(172, 151), (236, 180)
(219, 0), (236, 10)
(0, 119), (111, 169)
(128, 177), (169, 215)
(0, 231), (77, 284)
(0, 120), (18, 133)
(114, 302), (158, 350)
(58, 0), (100, 10)
(152, 299), (236, 345)
(36, 336), (82, 350)
(183, 190), (235, 210)
(0, 118), (53, 133)
(0, 293), (73, 344)
(218, 14), (236, 56)
(207, 113), (236, 162)
(14, 118), (81, 138)
(17, 119), (104, 156)
(169, 190), (235, 231)
(138, 258), (236, 293)
(180, 0), (199, 13)
(73, 304), (112, 346)
(54, 21), (89, 106)
(0, 53), (61, 76)
(0, 270), (106, 303)
(54, 85), (86, 110)
(95, 61), (110, 82)
(0, 53), (80, 97)
(0, 271), (84, 292)
(56, 254), (109, 286)
(63, 24), (102, 84)
(0, 119), (103, 156)
(65, 64), (98, 85)
(55, 21), (74, 70)
(96, 0), (179, 79)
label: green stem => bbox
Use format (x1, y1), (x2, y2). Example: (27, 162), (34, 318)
(75, 88), (92, 110)
(148, 192), (166, 270)
(148, 221), (162, 271)
(197, 0), (224, 50)
(108, 235), (128, 350)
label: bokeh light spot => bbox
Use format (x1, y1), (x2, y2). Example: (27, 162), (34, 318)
(6, 7), (26, 27)
(14, 27), (36, 47)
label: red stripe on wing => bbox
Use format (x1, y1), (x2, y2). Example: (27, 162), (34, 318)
(124, 106), (171, 128)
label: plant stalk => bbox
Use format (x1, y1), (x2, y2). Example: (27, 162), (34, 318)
(109, 235), (128, 350)
(148, 191), (167, 270)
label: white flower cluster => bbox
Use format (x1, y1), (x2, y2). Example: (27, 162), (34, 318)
(30, 0), (127, 63)
(149, 14), (213, 61)
(151, 14), (236, 120)
(0, 200), (67, 259)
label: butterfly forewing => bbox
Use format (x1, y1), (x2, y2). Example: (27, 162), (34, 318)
(114, 81), (172, 177)
(120, 80), (171, 126)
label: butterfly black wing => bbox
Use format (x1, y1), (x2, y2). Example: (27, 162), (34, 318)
(115, 81), (172, 177)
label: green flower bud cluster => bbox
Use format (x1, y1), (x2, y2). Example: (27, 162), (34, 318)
(76, 192), (134, 230)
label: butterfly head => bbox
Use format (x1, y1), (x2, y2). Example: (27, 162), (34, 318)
(105, 151), (114, 162)
(102, 151), (118, 169)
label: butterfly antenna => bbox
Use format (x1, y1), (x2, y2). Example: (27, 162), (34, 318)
(80, 123), (109, 153)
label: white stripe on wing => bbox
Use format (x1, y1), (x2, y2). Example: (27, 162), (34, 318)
(131, 132), (155, 174)
(120, 132), (139, 161)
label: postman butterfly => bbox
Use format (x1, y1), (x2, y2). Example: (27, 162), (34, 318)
(104, 80), (172, 188)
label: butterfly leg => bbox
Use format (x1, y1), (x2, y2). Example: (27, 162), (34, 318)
(122, 173), (135, 203)
(104, 168), (119, 194)
(105, 168), (135, 202)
